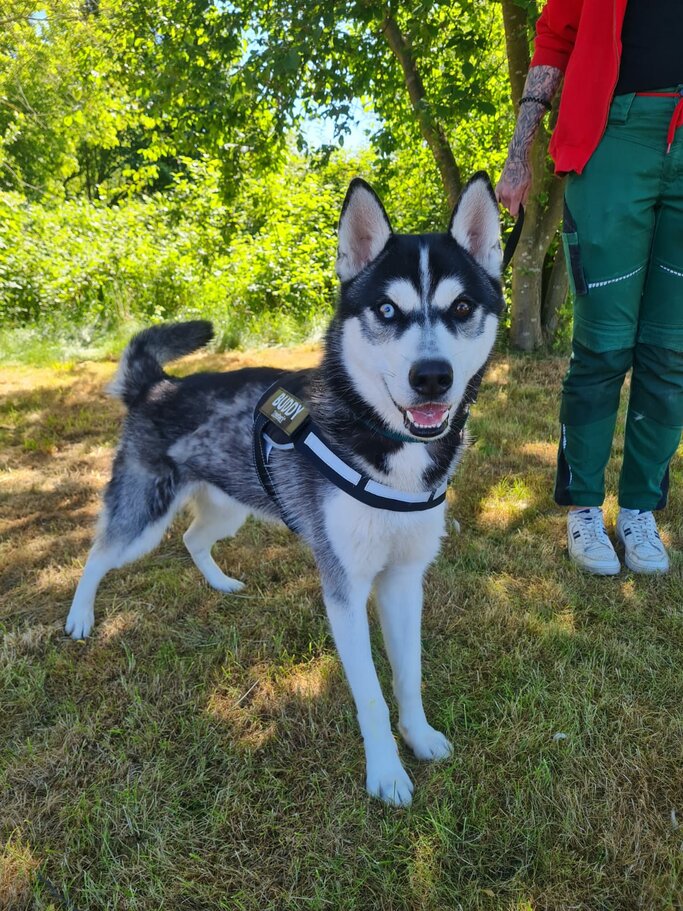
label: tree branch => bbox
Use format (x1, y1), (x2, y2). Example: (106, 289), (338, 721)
(500, 0), (531, 110)
(380, 12), (461, 207)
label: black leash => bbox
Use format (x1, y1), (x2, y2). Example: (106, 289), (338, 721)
(502, 204), (525, 272)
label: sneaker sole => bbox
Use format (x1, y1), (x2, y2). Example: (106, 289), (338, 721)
(622, 552), (669, 574)
(624, 557), (670, 576)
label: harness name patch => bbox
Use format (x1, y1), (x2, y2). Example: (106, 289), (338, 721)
(259, 387), (309, 436)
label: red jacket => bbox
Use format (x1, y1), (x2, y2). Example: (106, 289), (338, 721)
(531, 0), (629, 173)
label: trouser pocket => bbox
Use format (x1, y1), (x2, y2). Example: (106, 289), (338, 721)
(562, 200), (589, 297)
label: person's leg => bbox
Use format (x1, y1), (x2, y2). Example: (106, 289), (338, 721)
(555, 342), (633, 508)
(616, 349), (678, 572)
(621, 127), (683, 507)
(620, 346), (683, 510)
(557, 93), (659, 509)
(557, 342), (631, 574)
(555, 93), (663, 570)
(616, 124), (683, 569)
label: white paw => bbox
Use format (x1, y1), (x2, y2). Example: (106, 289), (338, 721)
(65, 606), (94, 640)
(366, 754), (414, 806)
(208, 574), (245, 594)
(401, 723), (453, 761)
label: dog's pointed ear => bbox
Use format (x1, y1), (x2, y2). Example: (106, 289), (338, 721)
(448, 172), (502, 279)
(336, 178), (392, 282)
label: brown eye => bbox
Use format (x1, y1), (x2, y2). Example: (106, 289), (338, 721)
(452, 297), (474, 319)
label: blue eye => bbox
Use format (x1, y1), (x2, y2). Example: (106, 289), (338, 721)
(379, 302), (395, 320)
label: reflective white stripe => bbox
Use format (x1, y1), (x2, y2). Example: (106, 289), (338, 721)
(587, 265), (644, 289)
(562, 423), (573, 487)
(659, 263), (683, 279)
(364, 479), (435, 504)
(303, 432), (362, 484)
(303, 430), (446, 505)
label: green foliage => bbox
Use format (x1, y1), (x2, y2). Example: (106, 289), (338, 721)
(0, 1), (133, 198)
(0, 0), (288, 202)
(0, 191), (198, 326)
(0, 0), (514, 204)
(0, 152), (373, 357)
(0, 0), (563, 355)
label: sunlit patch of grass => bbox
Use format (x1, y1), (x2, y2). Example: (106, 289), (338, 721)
(206, 654), (338, 753)
(517, 440), (556, 465)
(0, 834), (39, 911)
(0, 322), (142, 368)
(479, 476), (534, 529)
(408, 832), (440, 907)
(1, 350), (682, 910)
(524, 606), (576, 639)
(485, 360), (510, 386)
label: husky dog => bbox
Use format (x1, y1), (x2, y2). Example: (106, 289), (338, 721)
(66, 173), (503, 805)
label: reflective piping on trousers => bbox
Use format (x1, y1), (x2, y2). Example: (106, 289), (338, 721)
(562, 423), (573, 488)
(587, 265), (644, 290)
(659, 263), (683, 279)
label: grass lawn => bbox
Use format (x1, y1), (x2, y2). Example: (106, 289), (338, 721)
(1, 346), (681, 910)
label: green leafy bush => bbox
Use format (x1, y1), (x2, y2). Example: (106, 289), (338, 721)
(0, 151), (378, 358)
(3, 146), (527, 363)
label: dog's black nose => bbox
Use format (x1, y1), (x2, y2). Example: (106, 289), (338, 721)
(408, 359), (453, 396)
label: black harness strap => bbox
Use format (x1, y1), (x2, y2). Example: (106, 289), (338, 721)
(253, 406), (300, 532)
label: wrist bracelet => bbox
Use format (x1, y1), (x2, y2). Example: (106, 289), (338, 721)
(519, 95), (552, 111)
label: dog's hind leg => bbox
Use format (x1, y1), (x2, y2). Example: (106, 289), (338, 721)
(375, 563), (453, 761)
(183, 485), (248, 593)
(65, 461), (185, 639)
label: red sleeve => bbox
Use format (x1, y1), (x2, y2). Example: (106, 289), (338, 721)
(530, 0), (583, 73)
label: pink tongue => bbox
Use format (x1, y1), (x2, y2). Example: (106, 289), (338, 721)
(408, 405), (448, 427)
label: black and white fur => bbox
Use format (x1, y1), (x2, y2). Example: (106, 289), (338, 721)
(66, 174), (503, 806)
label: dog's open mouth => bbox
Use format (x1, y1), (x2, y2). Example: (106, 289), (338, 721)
(400, 403), (450, 438)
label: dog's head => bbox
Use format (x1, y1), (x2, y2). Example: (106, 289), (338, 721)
(331, 173), (504, 441)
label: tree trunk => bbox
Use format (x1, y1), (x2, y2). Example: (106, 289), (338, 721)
(542, 245), (568, 343)
(380, 14), (462, 209)
(509, 237), (544, 350)
(509, 130), (564, 349)
(501, 0), (566, 351)
(501, 0), (530, 106)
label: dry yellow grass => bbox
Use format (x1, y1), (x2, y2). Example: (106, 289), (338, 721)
(1, 348), (682, 910)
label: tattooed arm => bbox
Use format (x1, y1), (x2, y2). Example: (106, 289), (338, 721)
(496, 65), (563, 216)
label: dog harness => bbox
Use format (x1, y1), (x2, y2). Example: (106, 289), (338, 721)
(253, 378), (456, 531)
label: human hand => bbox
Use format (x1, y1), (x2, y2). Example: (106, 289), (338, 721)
(495, 157), (532, 217)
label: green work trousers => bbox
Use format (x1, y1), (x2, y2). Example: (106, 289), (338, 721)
(556, 88), (683, 510)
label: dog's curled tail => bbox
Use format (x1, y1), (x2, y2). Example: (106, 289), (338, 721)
(108, 320), (214, 407)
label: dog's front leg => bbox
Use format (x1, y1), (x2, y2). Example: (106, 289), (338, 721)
(322, 576), (414, 807)
(375, 563), (453, 761)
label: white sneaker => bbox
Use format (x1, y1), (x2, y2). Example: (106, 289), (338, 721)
(616, 509), (670, 574)
(567, 508), (620, 575)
